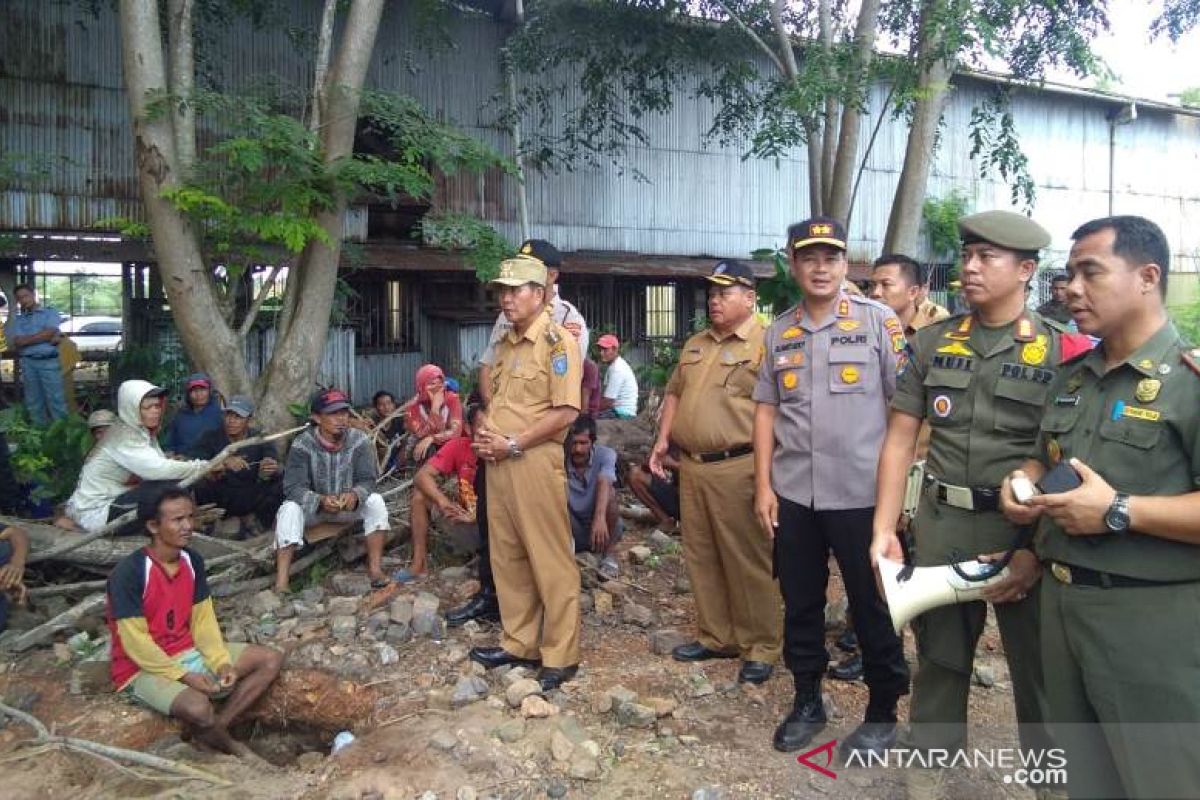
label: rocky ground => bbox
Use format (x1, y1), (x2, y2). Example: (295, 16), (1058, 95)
(0, 420), (1038, 799)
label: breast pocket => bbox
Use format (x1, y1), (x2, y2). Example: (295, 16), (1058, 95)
(829, 345), (871, 394)
(1097, 418), (1164, 493)
(509, 365), (549, 406)
(993, 377), (1051, 434)
(924, 369), (972, 427)
(721, 359), (758, 397)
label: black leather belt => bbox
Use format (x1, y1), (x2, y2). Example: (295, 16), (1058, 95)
(925, 475), (1000, 512)
(685, 443), (753, 464)
(1049, 561), (1197, 589)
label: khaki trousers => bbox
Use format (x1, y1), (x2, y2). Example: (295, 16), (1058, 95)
(679, 454), (782, 663)
(487, 442), (581, 668)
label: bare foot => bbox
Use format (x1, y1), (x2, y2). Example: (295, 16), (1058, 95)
(53, 515), (80, 531)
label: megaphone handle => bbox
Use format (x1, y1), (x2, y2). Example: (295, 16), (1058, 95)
(948, 525), (1034, 582)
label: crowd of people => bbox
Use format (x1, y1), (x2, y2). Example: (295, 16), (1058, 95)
(0, 213), (1196, 799)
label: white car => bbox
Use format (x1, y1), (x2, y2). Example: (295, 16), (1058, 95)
(62, 316), (123, 353)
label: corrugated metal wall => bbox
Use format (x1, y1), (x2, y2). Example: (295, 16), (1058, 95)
(3, 0), (1198, 276)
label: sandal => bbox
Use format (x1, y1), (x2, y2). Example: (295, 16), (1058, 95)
(370, 577), (392, 590)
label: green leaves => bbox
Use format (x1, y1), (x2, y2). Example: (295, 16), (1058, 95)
(921, 189), (970, 260)
(968, 90), (1036, 210)
(418, 212), (514, 283)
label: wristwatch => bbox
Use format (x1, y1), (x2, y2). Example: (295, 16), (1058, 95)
(1103, 492), (1131, 534)
(506, 437), (523, 459)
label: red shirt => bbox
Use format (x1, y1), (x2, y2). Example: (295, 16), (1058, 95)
(107, 548), (209, 688)
(427, 435), (477, 484)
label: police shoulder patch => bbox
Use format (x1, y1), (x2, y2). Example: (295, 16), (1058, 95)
(552, 352), (568, 376)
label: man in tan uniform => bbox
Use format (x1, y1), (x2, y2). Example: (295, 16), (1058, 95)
(468, 255), (583, 692)
(650, 260), (781, 685)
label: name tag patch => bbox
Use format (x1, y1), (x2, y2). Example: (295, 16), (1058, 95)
(931, 354), (973, 372)
(1001, 363), (1055, 384)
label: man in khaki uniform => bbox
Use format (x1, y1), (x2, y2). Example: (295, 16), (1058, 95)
(872, 211), (1085, 799)
(650, 260), (781, 685)
(468, 255), (583, 692)
(1003, 216), (1200, 799)
(869, 254), (951, 337)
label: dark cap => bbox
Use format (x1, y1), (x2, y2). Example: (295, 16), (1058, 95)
(516, 239), (563, 269)
(958, 210), (1050, 252)
(706, 260), (756, 288)
(1049, 270), (1070, 283)
(225, 395), (255, 418)
(311, 388), (351, 414)
(185, 372), (212, 390)
(788, 217), (848, 251)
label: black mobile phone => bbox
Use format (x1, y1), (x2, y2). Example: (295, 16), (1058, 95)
(1037, 461), (1082, 495)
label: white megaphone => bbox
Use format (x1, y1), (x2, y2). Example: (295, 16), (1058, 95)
(877, 555), (1011, 634)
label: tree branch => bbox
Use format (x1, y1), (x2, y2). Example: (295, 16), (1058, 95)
(311, 0), (338, 133)
(238, 261), (287, 337)
(715, 0), (786, 75)
(166, 0), (196, 170)
(769, 0), (801, 80)
(0, 701), (230, 785)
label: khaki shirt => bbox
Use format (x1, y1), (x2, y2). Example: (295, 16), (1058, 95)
(909, 299), (951, 336)
(893, 311), (1066, 488)
(1035, 322), (1200, 581)
(754, 293), (904, 510)
(666, 315), (764, 455)
(489, 308), (582, 447)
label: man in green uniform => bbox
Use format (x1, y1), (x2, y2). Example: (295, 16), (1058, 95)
(872, 211), (1078, 799)
(1002, 215), (1200, 800)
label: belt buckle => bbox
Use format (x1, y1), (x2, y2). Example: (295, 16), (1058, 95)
(1051, 563), (1073, 585)
(943, 484), (974, 510)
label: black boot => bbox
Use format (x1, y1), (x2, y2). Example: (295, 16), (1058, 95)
(772, 677), (827, 752)
(838, 692), (899, 762)
(445, 592), (500, 626)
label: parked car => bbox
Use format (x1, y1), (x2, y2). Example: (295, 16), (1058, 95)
(62, 316), (123, 353)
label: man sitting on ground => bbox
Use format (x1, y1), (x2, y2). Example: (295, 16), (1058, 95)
(626, 445), (680, 535)
(596, 334), (639, 419)
(405, 404), (485, 582)
(566, 415), (623, 578)
(273, 389), (392, 593)
(0, 525), (30, 634)
(188, 395), (283, 538)
(107, 488), (282, 756)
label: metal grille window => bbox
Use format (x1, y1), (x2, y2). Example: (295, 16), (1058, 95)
(645, 283), (676, 338)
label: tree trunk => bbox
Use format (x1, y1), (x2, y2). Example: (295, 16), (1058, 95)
(254, 0), (385, 429)
(883, 56), (954, 255)
(828, 0), (883, 225)
(120, 0), (253, 401)
(883, 0), (956, 256)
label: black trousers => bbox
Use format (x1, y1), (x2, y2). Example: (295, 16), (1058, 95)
(193, 476), (284, 530)
(0, 431), (19, 515)
(474, 461), (495, 595)
(775, 498), (909, 698)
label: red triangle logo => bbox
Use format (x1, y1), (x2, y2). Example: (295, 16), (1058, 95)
(796, 739), (838, 779)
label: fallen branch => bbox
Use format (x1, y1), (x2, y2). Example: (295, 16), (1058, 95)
(210, 540), (334, 598)
(0, 701), (230, 786)
(29, 424), (308, 565)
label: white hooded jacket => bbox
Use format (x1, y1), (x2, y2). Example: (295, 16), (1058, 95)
(66, 379), (211, 529)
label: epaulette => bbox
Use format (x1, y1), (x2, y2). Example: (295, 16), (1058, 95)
(1041, 317), (1071, 334)
(1182, 347), (1200, 378)
(849, 294), (891, 314)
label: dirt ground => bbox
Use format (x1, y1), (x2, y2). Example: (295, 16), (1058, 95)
(0, 420), (1039, 799)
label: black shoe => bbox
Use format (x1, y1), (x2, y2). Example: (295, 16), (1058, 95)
(671, 641), (739, 662)
(772, 681), (827, 753)
(838, 721), (898, 762)
(536, 665), (578, 691)
(829, 653), (863, 682)
(468, 646), (540, 670)
(836, 629), (859, 652)
(737, 661), (773, 685)
(446, 593), (500, 626)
